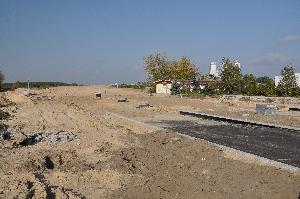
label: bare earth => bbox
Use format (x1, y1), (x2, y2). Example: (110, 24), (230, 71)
(0, 85), (299, 199)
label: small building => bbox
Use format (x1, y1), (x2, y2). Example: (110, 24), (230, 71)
(274, 73), (300, 86)
(155, 80), (172, 94)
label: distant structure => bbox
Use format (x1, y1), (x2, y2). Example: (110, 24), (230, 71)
(111, 83), (119, 88)
(209, 62), (219, 77)
(155, 80), (172, 94)
(274, 76), (282, 86)
(209, 59), (241, 78)
(220, 59), (241, 70)
(274, 73), (300, 86)
(234, 60), (241, 69)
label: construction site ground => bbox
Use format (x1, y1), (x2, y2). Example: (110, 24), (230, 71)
(0, 85), (299, 199)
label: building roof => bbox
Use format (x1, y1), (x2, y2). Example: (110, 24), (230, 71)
(154, 80), (172, 84)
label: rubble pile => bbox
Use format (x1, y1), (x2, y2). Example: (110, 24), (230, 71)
(19, 131), (76, 146)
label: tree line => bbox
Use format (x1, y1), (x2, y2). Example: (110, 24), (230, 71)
(144, 53), (300, 97)
(1, 53), (299, 97)
(0, 73), (78, 91)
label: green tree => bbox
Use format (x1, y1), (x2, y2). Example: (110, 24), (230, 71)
(145, 53), (199, 82)
(202, 81), (222, 96)
(220, 57), (242, 94)
(279, 65), (299, 96)
(257, 79), (276, 96)
(257, 76), (273, 84)
(11, 81), (23, 90)
(0, 71), (4, 89)
(275, 84), (284, 96)
(171, 56), (198, 80)
(191, 77), (199, 91)
(170, 82), (181, 95)
(242, 74), (257, 95)
(145, 52), (171, 81)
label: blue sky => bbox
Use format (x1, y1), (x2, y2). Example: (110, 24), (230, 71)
(0, 0), (299, 84)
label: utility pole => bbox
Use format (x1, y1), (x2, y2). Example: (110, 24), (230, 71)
(27, 80), (30, 94)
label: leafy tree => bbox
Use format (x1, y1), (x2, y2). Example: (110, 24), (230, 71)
(257, 79), (276, 96)
(242, 74), (257, 95)
(275, 84), (284, 97)
(170, 82), (181, 95)
(220, 57), (242, 94)
(145, 52), (199, 82)
(145, 52), (171, 81)
(0, 71), (4, 89)
(254, 76), (276, 96)
(279, 65), (299, 96)
(291, 87), (300, 97)
(191, 77), (199, 91)
(11, 81), (23, 90)
(257, 76), (273, 84)
(201, 81), (222, 96)
(171, 56), (198, 80)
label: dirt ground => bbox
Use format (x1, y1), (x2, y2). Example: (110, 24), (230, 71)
(0, 85), (299, 199)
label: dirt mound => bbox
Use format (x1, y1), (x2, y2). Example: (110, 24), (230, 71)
(110, 131), (300, 198)
(0, 95), (15, 107)
(0, 172), (86, 199)
(2, 91), (31, 104)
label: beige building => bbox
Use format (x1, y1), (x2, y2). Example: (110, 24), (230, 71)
(155, 80), (172, 94)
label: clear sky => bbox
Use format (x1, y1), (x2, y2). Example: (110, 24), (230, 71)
(0, 0), (299, 84)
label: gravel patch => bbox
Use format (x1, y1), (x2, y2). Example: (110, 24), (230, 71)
(19, 131), (76, 146)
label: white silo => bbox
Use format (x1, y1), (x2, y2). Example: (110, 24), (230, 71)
(234, 60), (241, 69)
(209, 62), (218, 76)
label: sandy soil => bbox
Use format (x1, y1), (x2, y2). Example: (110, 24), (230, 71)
(0, 85), (299, 199)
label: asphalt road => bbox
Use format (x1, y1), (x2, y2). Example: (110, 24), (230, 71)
(147, 119), (300, 167)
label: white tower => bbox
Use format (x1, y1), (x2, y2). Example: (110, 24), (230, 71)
(234, 60), (241, 69)
(209, 62), (218, 77)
